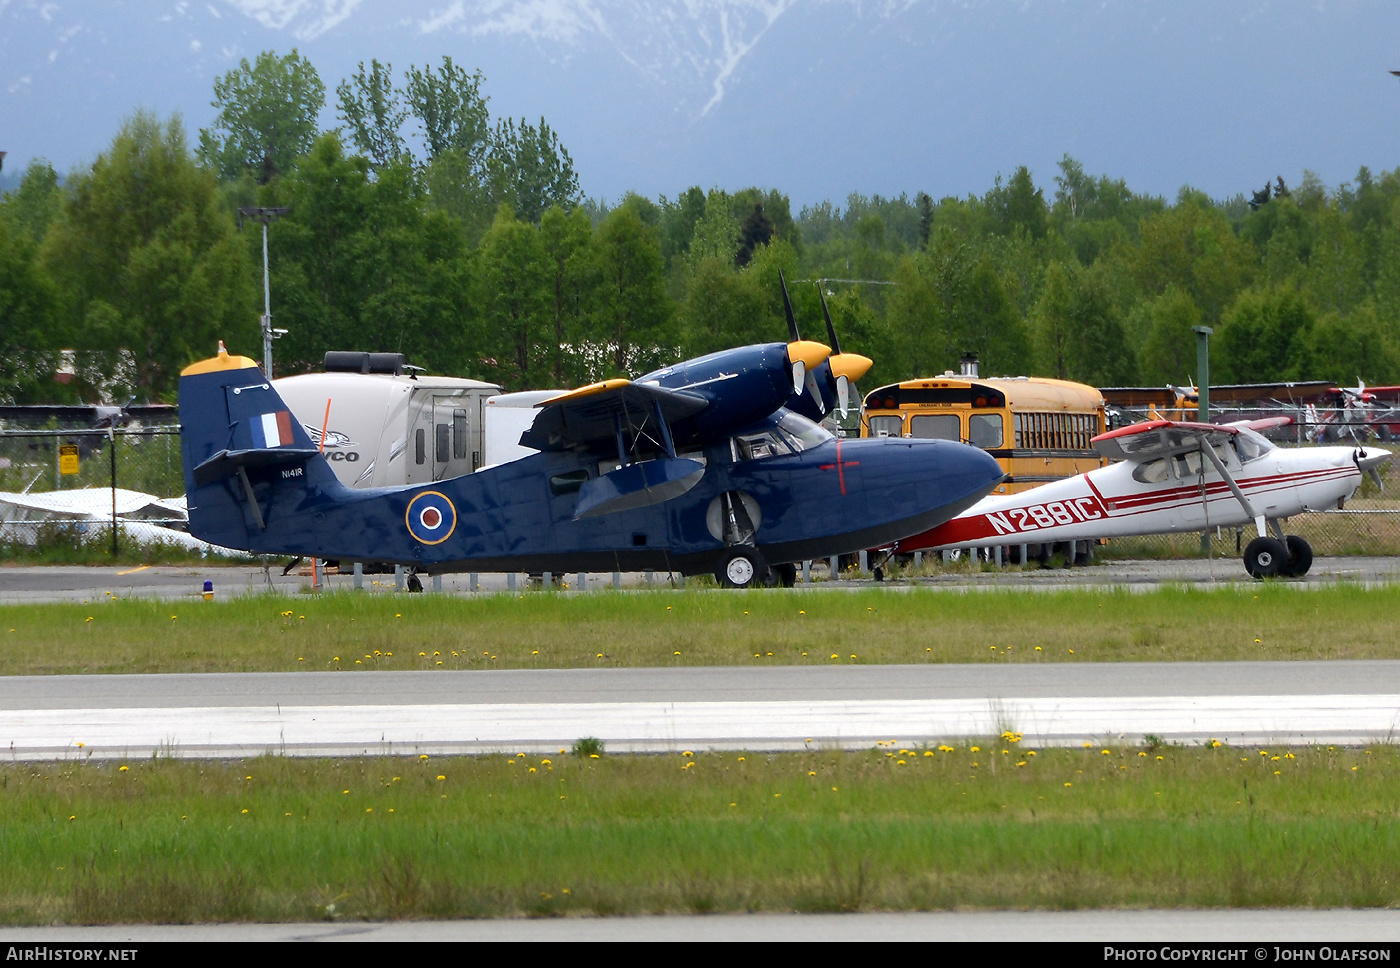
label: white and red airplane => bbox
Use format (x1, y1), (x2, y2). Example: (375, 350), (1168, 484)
(892, 417), (1392, 578)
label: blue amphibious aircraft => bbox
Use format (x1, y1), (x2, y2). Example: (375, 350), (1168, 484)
(178, 332), (1004, 588)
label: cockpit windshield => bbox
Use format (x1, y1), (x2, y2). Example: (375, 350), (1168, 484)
(733, 411), (834, 462)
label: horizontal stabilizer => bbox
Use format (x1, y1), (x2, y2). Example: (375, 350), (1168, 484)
(573, 457), (706, 519)
(192, 446), (320, 488)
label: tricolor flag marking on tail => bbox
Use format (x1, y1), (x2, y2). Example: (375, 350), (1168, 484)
(254, 410), (294, 448)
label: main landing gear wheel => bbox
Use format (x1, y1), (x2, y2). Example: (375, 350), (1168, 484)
(1279, 535), (1314, 578)
(406, 572), (423, 593)
(716, 547), (769, 589)
(1243, 536), (1287, 579)
(772, 563), (798, 588)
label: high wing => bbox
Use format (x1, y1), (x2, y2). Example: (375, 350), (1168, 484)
(519, 379), (712, 519)
(1092, 418), (1290, 463)
(519, 379), (708, 454)
(0, 487), (177, 519)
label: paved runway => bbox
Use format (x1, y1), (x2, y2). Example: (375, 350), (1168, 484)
(5, 662), (1397, 759)
(2, 556), (1399, 603)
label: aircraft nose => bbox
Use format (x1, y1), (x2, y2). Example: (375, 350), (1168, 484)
(1357, 446), (1393, 471)
(860, 436), (1005, 510)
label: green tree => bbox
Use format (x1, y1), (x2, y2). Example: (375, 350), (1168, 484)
(1305, 303), (1400, 385)
(0, 213), (60, 403)
(405, 57), (491, 164)
(1130, 192), (1253, 324)
(539, 204), (596, 385)
(475, 205), (550, 388)
(44, 112), (258, 397)
(1033, 261), (1134, 385)
(259, 135), (469, 376)
(487, 117), (581, 223)
(198, 50), (326, 182)
(986, 166), (1048, 241)
(1, 159), (62, 245)
(336, 59), (407, 169)
(591, 202), (672, 374)
(1135, 286), (1202, 386)
(1213, 286), (1315, 383)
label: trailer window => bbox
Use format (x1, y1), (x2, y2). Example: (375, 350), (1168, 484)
(415, 428), (425, 465)
(909, 414), (960, 441)
(452, 409), (468, 460)
(435, 423), (450, 464)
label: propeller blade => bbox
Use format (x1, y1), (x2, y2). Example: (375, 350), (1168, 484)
(805, 366), (825, 413)
(779, 269), (800, 343)
(837, 374), (849, 417)
(1370, 467), (1385, 491)
(818, 286), (841, 355)
(792, 360), (806, 395)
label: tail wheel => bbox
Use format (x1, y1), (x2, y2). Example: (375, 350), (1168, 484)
(716, 546), (768, 589)
(1243, 536), (1287, 579)
(1279, 536), (1314, 578)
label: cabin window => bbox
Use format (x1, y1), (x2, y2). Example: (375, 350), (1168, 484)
(414, 428), (425, 465)
(549, 469), (589, 496)
(452, 409), (468, 460)
(1132, 458), (1170, 483)
(1235, 434), (1268, 463)
(868, 415), (903, 438)
(909, 414), (960, 441)
(1173, 451), (1204, 479)
(969, 413), (1003, 449)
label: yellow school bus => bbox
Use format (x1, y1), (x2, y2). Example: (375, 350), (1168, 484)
(860, 371), (1107, 496)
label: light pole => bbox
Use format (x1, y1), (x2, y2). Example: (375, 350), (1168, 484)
(238, 206), (289, 377)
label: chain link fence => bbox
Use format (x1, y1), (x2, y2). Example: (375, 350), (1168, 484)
(0, 428), (191, 556)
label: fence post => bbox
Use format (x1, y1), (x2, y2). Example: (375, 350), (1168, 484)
(109, 428), (118, 558)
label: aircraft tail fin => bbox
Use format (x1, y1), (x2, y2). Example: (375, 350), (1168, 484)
(179, 344), (342, 548)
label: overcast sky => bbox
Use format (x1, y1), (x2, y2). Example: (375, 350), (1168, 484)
(2, 0), (1397, 207)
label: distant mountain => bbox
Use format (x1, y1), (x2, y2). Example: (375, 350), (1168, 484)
(1, 1), (1396, 206)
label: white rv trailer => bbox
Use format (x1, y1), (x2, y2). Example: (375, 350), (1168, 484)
(273, 352), (504, 489)
(273, 352), (565, 489)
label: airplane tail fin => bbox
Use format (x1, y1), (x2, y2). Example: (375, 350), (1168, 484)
(179, 344), (342, 550)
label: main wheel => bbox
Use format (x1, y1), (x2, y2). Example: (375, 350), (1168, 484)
(1243, 536), (1287, 579)
(1278, 535), (1314, 577)
(773, 562), (797, 588)
(406, 573), (423, 593)
(716, 546), (768, 589)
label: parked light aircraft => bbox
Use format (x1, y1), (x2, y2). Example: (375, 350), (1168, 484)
(0, 487), (232, 554)
(891, 417), (1391, 578)
(178, 334), (1005, 588)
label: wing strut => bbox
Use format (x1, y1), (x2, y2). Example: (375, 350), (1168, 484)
(1198, 444), (1266, 538)
(236, 466), (266, 531)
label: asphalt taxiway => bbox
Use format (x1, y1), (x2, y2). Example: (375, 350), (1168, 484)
(1, 555), (1399, 603)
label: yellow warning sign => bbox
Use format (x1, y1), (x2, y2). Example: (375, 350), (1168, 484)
(58, 445), (79, 476)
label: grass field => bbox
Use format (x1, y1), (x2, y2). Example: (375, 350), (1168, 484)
(2, 583), (1398, 676)
(1, 744), (1395, 923)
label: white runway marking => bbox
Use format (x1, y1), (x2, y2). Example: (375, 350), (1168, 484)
(8, 694), (1399, 759)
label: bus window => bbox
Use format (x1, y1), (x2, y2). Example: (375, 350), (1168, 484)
(868, 415), (903, 438)
(969, 413), (1003, 448)
(909, 414), (960, 441)
(1133, 458), (1171, 483)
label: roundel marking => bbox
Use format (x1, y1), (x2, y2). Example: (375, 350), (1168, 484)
(405, 490), (457, 545)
